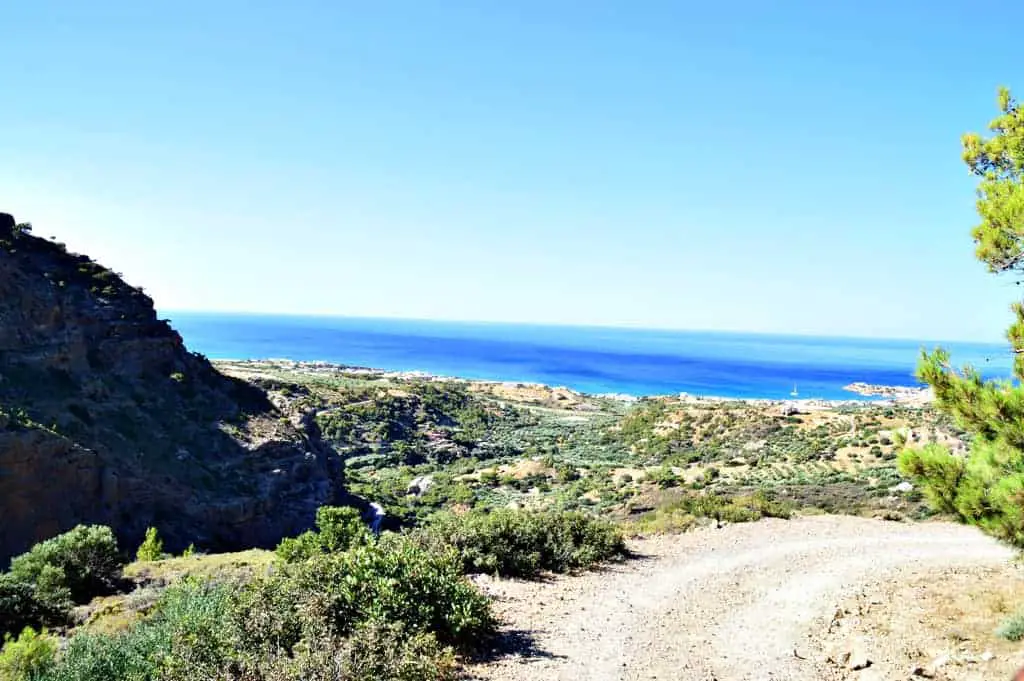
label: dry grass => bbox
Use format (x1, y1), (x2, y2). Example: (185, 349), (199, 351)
(824, 562), (1024, 679)
(75, 549), (276, 635)
(123, 548), (275, 584)
(915, 566), (1024, 652)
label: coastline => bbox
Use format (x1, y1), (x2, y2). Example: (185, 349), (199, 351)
(213, 358), (934, 408)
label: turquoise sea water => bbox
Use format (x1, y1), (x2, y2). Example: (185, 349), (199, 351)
(165, 313), (1012, 401)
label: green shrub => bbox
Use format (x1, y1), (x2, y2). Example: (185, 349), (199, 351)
(275, 531), (323, 563)
(648, 466), (678, 488)
(997, 610), (1024, 642)
(632, 491), (793, 535)
(556, 465), (580, 483)
(241, 534), (494, 655)
(279, 622), (457, 681)
(37, 629), (158, 681)
(0, 627), (56, 681)
(135, 527), (163, 563)
(418, 509), (626, 578)
(276, 506), (371, 563)
(149, 579), (235, 680)
(0, 575), (69, 639)
(7, 526), (122, 604)
(315, 506), (371, 552)
(39, 579), (234, 681)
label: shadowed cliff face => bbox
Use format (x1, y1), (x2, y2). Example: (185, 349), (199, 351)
(0, 213), (352, 565)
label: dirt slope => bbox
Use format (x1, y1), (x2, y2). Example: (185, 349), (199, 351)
(471, 516), (1017, 681)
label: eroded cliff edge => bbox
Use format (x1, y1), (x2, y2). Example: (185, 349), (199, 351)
(0, 213), (352, 564)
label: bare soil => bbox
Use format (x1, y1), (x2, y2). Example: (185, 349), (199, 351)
(468, 516), (1018, 681)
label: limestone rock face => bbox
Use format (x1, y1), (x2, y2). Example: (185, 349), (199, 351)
(0, 215), (352, 565)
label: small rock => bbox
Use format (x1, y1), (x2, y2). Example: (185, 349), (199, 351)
(913, 654), (950, 678)
(849, 651), (872, 670)
(980, 650), (994, 662)
(827, 636), (873, 671)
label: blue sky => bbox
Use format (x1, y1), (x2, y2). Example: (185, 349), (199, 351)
(2, 1), (1022, 342)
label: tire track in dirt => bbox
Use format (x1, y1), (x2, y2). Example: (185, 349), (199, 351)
(470, 516), (1012, 681)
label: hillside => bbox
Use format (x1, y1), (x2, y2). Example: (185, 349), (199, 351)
(0, 214), (353, 564)
(215, 359), (960, 528)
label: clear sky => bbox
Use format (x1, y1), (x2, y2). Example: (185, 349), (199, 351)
(3, 1), (1023, 342)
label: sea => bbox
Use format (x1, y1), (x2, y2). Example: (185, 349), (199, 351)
(164, 312), (1012, 401)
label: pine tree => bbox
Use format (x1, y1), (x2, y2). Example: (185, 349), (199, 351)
(899, 87), (1024, 548)
(135, 527), (164, 562)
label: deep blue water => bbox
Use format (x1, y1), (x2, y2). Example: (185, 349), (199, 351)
(163, 312), (1012, 401)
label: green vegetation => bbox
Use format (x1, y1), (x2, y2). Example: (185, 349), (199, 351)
(0, 526), (124, 639)
(218, 360), (949, 529)
(900, 87), (1024, 548)
(416, 508), (626, 578)
(631, 490), (793, 535)
(275, 506), (371, 562)
(36, 536), (490, 681)
(135, 528), (164, 563)
(0, 357), (964, 678)
(997, 610), (1024, 642)
(0, 627), (57, 681)
(6, 526), (122, 606)
(0, 501), (628, 680)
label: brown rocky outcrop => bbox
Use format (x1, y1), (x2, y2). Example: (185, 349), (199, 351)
(0, 213), (354, 565)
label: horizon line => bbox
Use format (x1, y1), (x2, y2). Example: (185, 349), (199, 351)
(158, 308), (1009, 348)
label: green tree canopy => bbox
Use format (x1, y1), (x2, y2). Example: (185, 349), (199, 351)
(900, 87), (1024, 547)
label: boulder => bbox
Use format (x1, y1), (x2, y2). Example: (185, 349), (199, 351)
(407, 475), (435, 497)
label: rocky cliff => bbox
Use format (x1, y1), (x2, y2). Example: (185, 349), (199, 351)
(0, 213), (352, 565)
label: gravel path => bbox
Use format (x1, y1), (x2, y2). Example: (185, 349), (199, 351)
(470, 516), (1013, 681)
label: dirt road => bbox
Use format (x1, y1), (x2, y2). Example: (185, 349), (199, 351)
(470, 516), (1015, 681)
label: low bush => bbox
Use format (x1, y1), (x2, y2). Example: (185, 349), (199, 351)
(1, 525), (123, 638)
(274, 532), (323, 564)
(276, 506), (371, 563)
(41, 534), (490, 681)
(7, 526), (122, 604)
(996, 610), (1024, 642)
(239, 534), (493, 654)
(632, 491), (793, 535)
(0, 627), (57, 681)
(37, 578), (234, 681)
(0, 577), (68, 640)
(37, 628), (161, 681)
(648, 466), (678, 488)
(260, 622), (458, 681)
(418, 509), (627, 578)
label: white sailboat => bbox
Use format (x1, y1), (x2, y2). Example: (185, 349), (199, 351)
(790, 384), (799, 398)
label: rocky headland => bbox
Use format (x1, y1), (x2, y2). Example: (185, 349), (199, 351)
(843, 381), (933, 404)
